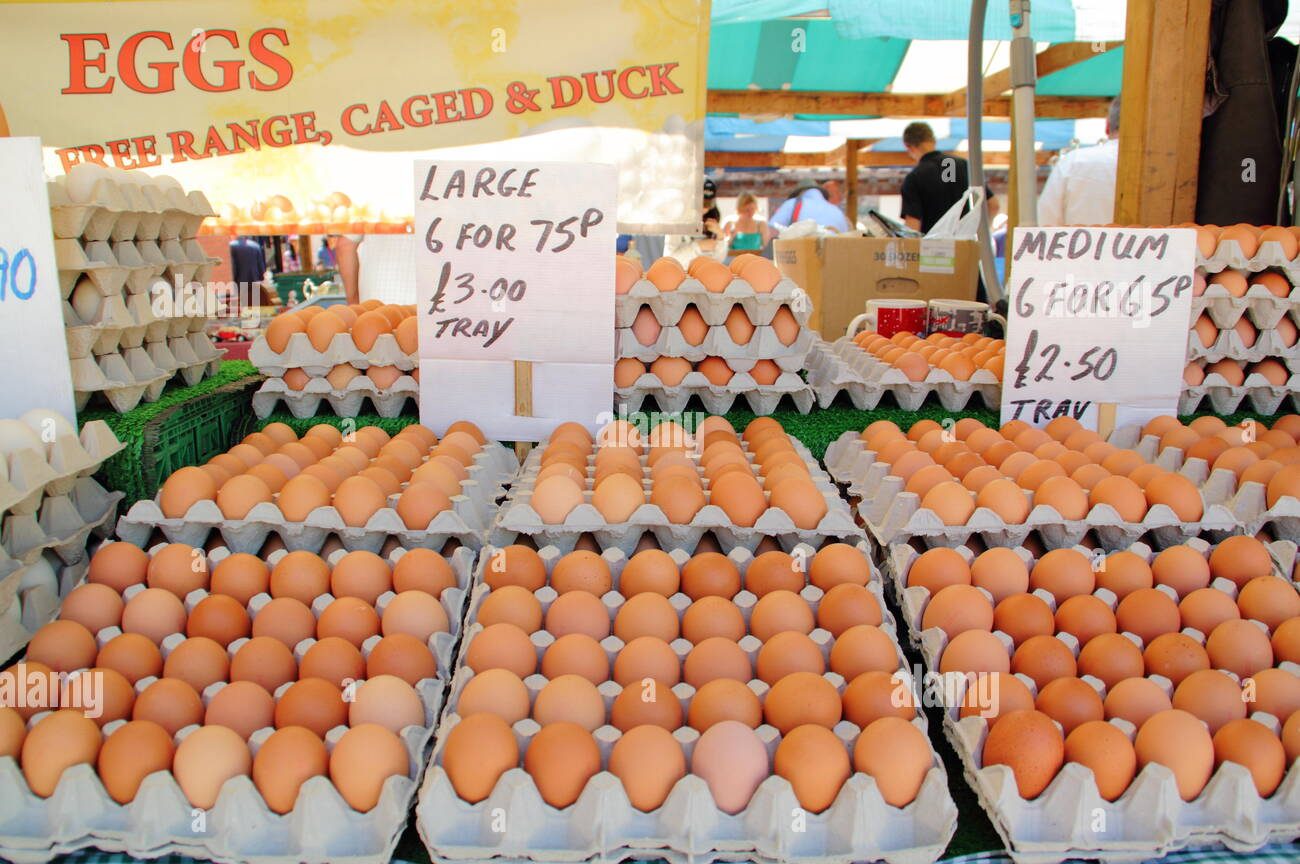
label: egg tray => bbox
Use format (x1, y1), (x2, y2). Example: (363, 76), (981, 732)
(417, 542), (958, 864)
(0, 554), (93, 666)
(57, 236), (217, 300)
(248, 332), (416, 378)
(490, 444), (861, 555)
(883, 541), (1300, 863)
(1191, 281), (1300, 331)
(251, 376), (419, 420)
(1177, 378), (1295, 416)
(116, 440), (518, 555)
(65, 286), (214, 360)
(0, 681), (444, 864)
(615, 374), (816, 418)
(2, 476), (122, 571)
(805, 339), (1000, 413)
(1197, 239), (1300, 277)
(0, 420), (124, 519)
(615, 323), (815, 367)
(71, 349), (170, 414)
(1185, 324), (1298, 366)
(615, 278), (812, 329)
(48, 176), (216, 243)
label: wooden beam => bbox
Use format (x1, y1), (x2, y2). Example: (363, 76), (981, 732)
(1114, 0), (1209, 223)
(705, 147), (845, 168)
(707, 89), (1111, 119)
(845, 138), (861, 228)
(945, 42), (1122, 114)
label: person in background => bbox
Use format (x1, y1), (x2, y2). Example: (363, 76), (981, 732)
(317, 236), (337, 270)
(723, 193), (774, 257)
(769, 184), (850, 233)
(900, 122), (997, 233)
(332, 234), (417, 305)
(229, 235), (268, 299)
(821, 179), (844, 208)
(1038, 97), (1121, 226)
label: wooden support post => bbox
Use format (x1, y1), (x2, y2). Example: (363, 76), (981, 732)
(513, 360), (533, 460)
(297, 235), (314, 272)
(1114, 0), (1211, 224)
(845, 139), (861, 231)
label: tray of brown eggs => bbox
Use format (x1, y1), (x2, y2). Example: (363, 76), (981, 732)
(491, 418), (861, 555)
(883, 535), (1300, 863)
(809, 333), (1004, 413)
(614, 363), (816, 416)
(824, 416), (1253, 550)
(1192, 223), (1300, 277)
(119, 420), (514, 555)
(251, 373), (421, 421)
(0, 538), (467, 864)
(1191, 268), (1297, 332)
(618, 301), (813, 365)
(614, 254), (809, 330)
(416, 541), (957, 864)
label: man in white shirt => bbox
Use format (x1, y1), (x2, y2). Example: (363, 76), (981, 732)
(1038, 98), (1121, 226)
(332, 234), (418, 305)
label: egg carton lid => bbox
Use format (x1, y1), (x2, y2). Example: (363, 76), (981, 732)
(1198, 238), (1300, 275)
(1192, 283), (1297, 331)
(615, 375), (816, 417)
(0, 680), (444, 864)
(943, 709), (1300, 863)
(616, 277), (811, 328)
(249, 331), (415, 378)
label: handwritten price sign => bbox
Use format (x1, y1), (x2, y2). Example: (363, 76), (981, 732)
(1000, 227), (1197, 431)
(413, 160), (615, 439)
(0, 138), (75, 421)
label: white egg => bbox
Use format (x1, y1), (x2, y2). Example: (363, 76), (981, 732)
(70, 278), (104, 324)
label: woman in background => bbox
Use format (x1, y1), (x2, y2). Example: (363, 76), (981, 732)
(723, 193), (774, 258)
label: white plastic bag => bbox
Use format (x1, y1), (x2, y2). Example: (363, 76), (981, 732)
(925, 187), (986, 239)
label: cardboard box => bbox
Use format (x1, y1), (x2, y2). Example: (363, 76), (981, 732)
(774, 235), (979, 339)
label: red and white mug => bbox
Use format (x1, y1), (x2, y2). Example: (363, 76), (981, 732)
(849, 299), (928, 339)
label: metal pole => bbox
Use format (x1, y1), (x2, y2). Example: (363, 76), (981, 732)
(967, 0), (1004, 304)
(1008, 0), (1038, 226)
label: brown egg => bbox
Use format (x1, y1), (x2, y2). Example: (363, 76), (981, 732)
(981, 709), (1064, 799)
(173, 725), (251, 809)
(754, 631), (824, 683)
(1095, 550), (1153, 599)
(613, 636), (680, 686)
(330, 550), (392, 605)
(842, 669), (917, 727)
(1116, 588), (1181, 645)
(679, 553), (741, 600)
(683, 636), (751, 686)
(367, 633), (438, 685)
(21, 710), (102, 797)
(187, 594), (251, 647)
(275, 677), (347, 737)
(159, 467), (218, 519)
(146, 543), (208, 598)
(466, 623), (537, 677)
(609, 724), (686, 811)
(1148, 545), (1211, 599)
(1211, 718), (1286, 798)
(748, 590), (814, 640)
(993, 593), (1056, 647)
(614, 593), (679, 643)
(270, 550), (331, 605)
(1029, 548), (1095, 604)
(523, 721), (601, 808)
(163, 636), (230, 694)
(1089, 475), (1148, 521)
(817, 583), (882, 635)
(907, 548), (971, 593)
(1104, 677), (1173, 728)
(1207, 619), (1274, 678)
(253, 726), (329, 814)
(1177, 587), (1240, 636)
(1055, 595), (1117, 645)
(455, 668), (530, 724)
(772, 724), (851, 813)
(210, 553), (271, 604)
(976, 478), (1032, 525)
(545, 590), (611, 640)
(763, 672), (841, 733)
(442, 713), (519, 803)
(331, 476), (387, 527)
(1144, 632), (1210, 685)
(1064, 720), (1136, 801)
(205, 681), (276, 739)
(1013, 635), (1077, 689)
(348, 674), (426, 733)
(477, 585), (542, 634)
(685, 679), (761, 731)
(133, 677), (203, 736)
(87, 542), (150, 593)
(808, 543), (870, 590)
(532, 674), (606, 731)
(1035, 677), (1104, 735)
(1236, 575), (1300, 632)
(58, 583), (124, 635)
(122, 588), (187, 644)
(316, 596), (381, 647)
(327, 723), (409, 813)
(551, 550), (613, 596)
(959, 671), (1035, 725)
(1033, 476), (1090, 520)
(27, 620), (98, 673)
(1173, 668), (1245, 734)
(919, 481), (974, 526)
(939, 629), (1010, 676)
(1209, 535), (1274, 588)
(1136, 709), (1214, 800)
(613, 549), (676, 597)
(966, 550), (1027, 602)
(97, 632), (163, 684)
(252, 597), (317, 649)
(541, 633), (608, 684)
(1077, 633), (1145, 689)
(922, 584), (994, 638)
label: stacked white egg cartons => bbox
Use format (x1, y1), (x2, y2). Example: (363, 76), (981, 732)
(0, 410), (123, 660)
(1184, 224), (1300, 414)
(615, 254), (816, 415)
(50, 164), (224, 412)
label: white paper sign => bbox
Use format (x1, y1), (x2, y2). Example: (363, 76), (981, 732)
(413, 160), (615, 440)
(0, 138), (75, 422)
(1000, 227), (1197, 430)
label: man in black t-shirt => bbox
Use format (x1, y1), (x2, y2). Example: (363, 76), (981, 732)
(900, 122), (994, 233)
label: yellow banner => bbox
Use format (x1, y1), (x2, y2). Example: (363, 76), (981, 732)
(1, 0), (709, 232)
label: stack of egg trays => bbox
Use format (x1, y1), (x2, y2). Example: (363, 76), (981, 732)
(117, 440), (518, 555)
(805, 339), (1000, 412)
(821, 431), (1240, 550)
(51, 177), (223, 412)
(490, 436), (862, 555)
(615, 277), (817, 416)
(884, 539), (1300, 863)
(0, 541), (465, 864)
(0, 419), (125, 658)
(416, 541), (958, 864)
(249, 331), (418, 419)
(1183, 242), (1300, 414)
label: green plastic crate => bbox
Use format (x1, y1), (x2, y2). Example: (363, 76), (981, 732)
(137, 378), (261, 503)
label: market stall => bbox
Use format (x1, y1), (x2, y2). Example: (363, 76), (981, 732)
(0, 1), (1297, 864)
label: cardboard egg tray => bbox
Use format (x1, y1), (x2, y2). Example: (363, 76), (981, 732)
(57, 236), (217, 300)
(1185, 326), (1296, 366)
(0, 419), (123, 518)
(0, 553), (93, 665)
(615, 373), (816, 417)
(822, 432), (1240, 550)
(615, 278), (812, 329)
(615, 322), (815, 367)
(116, 440), (518, 554)
(805, 339), (1000, 412)
(490, 438), (861, 555)
(1192, 281), (1299, 331)
(1197, 239), (1300, 278)
(251, 375), (419, 420)
(2, 476), (122, 568)
(48, 175), (216, 243)
(249, 332), (416, 378)
(1177, 378), (1295, 416)
(885, 540), (1300, 863)
(416, 542), (958, 864)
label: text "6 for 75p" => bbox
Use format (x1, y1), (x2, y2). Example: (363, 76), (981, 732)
(424, 209), (604, 254)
